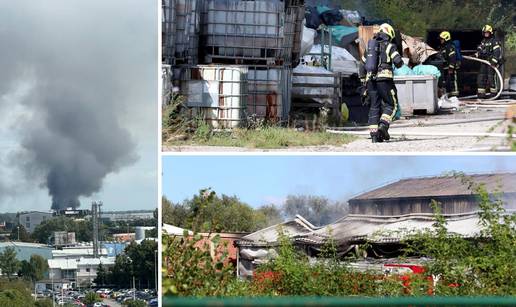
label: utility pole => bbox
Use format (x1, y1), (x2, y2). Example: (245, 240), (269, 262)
(91, 201), (103, 258)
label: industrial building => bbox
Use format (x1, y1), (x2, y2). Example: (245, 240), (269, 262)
(17, 211), (53, 233)
(235, 173), (516, 277)
(100, 210), (155, 222)
(48, 256), (115, 288)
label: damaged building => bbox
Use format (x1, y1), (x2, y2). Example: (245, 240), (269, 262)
(235, 173), (516, 277)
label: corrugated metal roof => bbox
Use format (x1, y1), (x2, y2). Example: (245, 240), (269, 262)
(351, 173), (516, 201)
(301, 213), (486, 244)
(238, 215), (319, 245)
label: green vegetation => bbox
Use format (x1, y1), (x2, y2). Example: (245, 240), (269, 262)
(163, 190), (348, 233)
(340, 0), (516, 73)
(32, 216), (93, 244)
(125, 299), (147, 307)
(163, 173), (516, 297)
(174, 126), (355, 149)
(98, 240), (158, 289)
(0, 247), (20, 280)
(163, 96), (355, 148)
(83, 292), (101, 305)
(18, 255), (48, 283)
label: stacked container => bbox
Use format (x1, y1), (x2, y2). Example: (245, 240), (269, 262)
(166, 0), (304, 127)
(162, 0), (176, 65)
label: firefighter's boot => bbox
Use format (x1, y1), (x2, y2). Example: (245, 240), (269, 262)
(370, 131), (383, 143)
(378, 121), (390, 141)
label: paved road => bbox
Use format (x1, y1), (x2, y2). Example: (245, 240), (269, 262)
(103, 298), (122, 307)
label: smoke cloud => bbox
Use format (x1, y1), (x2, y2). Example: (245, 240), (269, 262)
(0, 1), (155, 210)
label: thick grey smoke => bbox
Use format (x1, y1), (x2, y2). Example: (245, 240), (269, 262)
(0, 1), (156, 210)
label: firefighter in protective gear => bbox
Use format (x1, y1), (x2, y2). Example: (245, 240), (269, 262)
(476, 25), (503, 98)
(365, 23), (404, 143)
(439, 31), (459, 96)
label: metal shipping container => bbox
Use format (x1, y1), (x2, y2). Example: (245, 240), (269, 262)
(394, 75), (438, 116)
(175, 0), (200, 65)
(162, 0), (176, 65)
(181, 65), (291, 128)
(200, 0), (288, 64)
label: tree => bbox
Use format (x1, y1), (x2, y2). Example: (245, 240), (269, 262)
(29, 255), (48, 281)
(282, 195), (348, 226)
(83, 292), (101, 305)
(254, 204), (283, 228)
(163, 190), (267, 233)
(162, 196), (189, 227)
(32, 216), (93, 244)
(0, 246), (20, 280)
(10, 225), (31, 242)
(93, 263), (107, 286)
(125, 240), (158, 289)
(107, 254), (132, 289)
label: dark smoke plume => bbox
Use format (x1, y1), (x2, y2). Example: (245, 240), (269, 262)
(0, 1), (154, 210)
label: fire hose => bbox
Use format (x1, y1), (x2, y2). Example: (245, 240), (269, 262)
(460, 55), (504, 101)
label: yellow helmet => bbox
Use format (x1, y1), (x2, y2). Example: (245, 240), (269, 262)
(482, 24), (493, 34)
(379, 23), (395, 40)
(439, 31), (451, 41)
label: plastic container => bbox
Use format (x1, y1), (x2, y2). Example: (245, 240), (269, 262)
(394, 75), (438, 116)
(200, 0), (303, 65)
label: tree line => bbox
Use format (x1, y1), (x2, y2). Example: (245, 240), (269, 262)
(162, 189), (349, 233)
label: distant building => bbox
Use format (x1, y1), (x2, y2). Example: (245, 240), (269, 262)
(48, 256), (115, 288)
(17, 211), (53, 233)
(348, 173), (516, 216)
(0, 242), (53, 261)
(52, 245), (109, 258)
(101, 210), (154, 222)
(54, 208), (91, 218)
(112, 233), (135, 242)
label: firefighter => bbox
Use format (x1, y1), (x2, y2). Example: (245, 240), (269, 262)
(365, 23), (404, 143)
(439, 31), (459, 97)
(476, 24), (503, 98)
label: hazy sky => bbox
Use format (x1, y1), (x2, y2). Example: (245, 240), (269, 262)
(0, 1), (157, 212)
(163, 155), (516, 207)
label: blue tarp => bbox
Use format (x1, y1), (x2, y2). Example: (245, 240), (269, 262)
(329, 25), (358, 43)
(393, 65), (414, 76)
(413, 64), (441, 79)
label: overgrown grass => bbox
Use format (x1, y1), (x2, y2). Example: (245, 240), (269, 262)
(170, 126), (356, 149)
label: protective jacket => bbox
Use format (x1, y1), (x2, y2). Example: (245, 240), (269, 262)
(440, 41), (458, 69)
(375, 32), (404, 80)
(477, 36), (502, 66)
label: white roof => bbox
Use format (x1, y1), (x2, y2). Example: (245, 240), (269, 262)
(48, 257), (115, 270)
(48, 258), (78, 270)
(52, 248), (108, 258)
(0, 242), (49, 248)
(76, 257), (115, 266)
(162, 223), (192, 235)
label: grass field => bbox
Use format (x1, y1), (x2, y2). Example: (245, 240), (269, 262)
(167, 126), (356, 149)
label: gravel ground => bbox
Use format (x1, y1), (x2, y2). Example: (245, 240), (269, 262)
(163, 107), (513, 152)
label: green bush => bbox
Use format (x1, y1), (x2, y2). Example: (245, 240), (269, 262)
(83, 291), (101, 305)
(124, 299), (146, 307)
